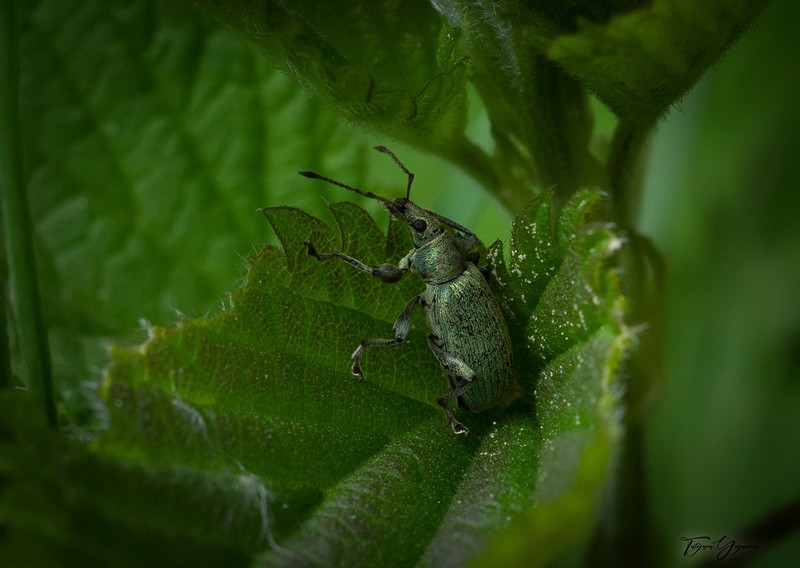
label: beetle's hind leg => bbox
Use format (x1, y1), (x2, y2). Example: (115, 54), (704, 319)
(427, 336), (475, 435)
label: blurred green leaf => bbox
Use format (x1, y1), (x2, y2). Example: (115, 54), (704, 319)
(0, 391), (260, 567)
(639, 0), (800, 563)
(542, 0), (769, 123)
(17, 0), (385, 419)
(196, 0), (470, 154)
(431, 0), (603, 201)
(193, 0), (769, 212)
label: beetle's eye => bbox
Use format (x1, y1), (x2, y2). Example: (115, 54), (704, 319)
(411, 219), (427, 232)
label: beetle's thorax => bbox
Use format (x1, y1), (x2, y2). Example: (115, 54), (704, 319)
(411, 232), (465, 284)
(387, 198), (466, 283)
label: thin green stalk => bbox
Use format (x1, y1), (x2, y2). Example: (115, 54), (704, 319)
(607, 117), (655, 232)
(0, 0), (57, 428)
(524, 55), (606, 208)
(1, 242), (11, 388)
(590, 116), (663, 565)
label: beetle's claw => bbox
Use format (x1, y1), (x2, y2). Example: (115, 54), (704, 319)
(451, 421), (469, 436)
(351, 344), (366, 380)
(305, 241), (319, 258)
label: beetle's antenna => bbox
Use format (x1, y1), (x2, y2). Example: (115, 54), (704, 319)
(299, 171), (392, 206)
(374, 146), (415, 200)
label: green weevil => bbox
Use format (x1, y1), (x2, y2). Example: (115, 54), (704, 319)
(300, 146), (513, 435)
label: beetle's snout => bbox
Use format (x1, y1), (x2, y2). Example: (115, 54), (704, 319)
(386, 198), (409, 219)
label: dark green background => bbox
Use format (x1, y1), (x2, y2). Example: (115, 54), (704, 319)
(641, 1), (800, 563)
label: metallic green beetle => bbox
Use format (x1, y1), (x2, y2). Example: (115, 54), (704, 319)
(300, 146), (513, 435)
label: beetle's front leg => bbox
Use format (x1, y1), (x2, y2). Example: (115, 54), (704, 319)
(351, 295), (420, 380)
(427, 336), (475, 435)
(305, 242), (404, 283)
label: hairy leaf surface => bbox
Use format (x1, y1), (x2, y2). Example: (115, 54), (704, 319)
(46, 189), (630, 565)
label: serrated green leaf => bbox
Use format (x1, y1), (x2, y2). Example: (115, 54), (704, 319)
(475, 326), (627, 567)
(490, 189), (624, 388)
(82, 188), (628, 564)
(473, 190), (628, 565)
(12, 2), (631, 555)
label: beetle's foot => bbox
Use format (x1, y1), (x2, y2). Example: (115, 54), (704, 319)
(304, 241), (319, 259)
(350, 345), (365, 381)
(449, 417), (469, 436)
(351, 362), (365, 381)
(442, 407), (469, 435)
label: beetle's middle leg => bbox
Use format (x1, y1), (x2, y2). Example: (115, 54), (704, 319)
(427, 336), (475, 435)
(305, 242), (404, 283)
(351, 295), (420, 380)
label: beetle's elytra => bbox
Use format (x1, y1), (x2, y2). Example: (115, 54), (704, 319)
(300, 146), (513, 435)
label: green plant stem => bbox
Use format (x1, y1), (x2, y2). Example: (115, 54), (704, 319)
(594, 116), (663, 565)
(0, 0), (57, 428)
(608, 115), (665, 410)
(608, 118), (655, 232)
(608, 115), (666, 408)
(1, 243), (11, 388)
(525, 55), (605, 207)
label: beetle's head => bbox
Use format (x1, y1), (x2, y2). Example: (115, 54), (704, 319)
(385, 198), (445, 248)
